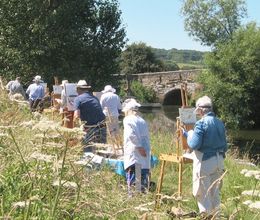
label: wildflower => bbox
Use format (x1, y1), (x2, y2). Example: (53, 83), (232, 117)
(243, 200), (252, 205)
(240, 169), (248, 175)
(12, 201), (28, 208)
(0, 133), (8, 137)
(44, 142), (64, 149)
(240, 169), (260, 179)
(243, 200), (260, 209)
(53, 180), (78, 189)
(249, 201), (260, 209)
(241, 190), (260, 197)
(30, 152), (55, 163)
(32, 120), (60, 131)
(20, 120), (36, 128)
(12, 196), (39, 208)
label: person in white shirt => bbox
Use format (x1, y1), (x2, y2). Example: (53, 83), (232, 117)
(100, 85), (122, 138)
(122, 98), (151, 194)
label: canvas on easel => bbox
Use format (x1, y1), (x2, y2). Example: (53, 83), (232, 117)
(64, 83), (77, 111)
(178, 108), (196, 151)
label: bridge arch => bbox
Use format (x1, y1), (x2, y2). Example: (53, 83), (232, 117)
(163, 89), (182, 105)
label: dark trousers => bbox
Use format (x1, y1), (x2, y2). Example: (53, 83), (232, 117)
(83, 125), (107, 144)
(125, 164), (150, 188)
(29, 99), (43, 113)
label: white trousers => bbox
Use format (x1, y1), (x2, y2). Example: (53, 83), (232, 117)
(192, 151), (224, 216)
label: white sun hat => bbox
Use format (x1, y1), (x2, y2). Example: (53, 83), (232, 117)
(102, 85), (116, 93)
(76, 80), (91, 88)
(194, 95), (212, 112)
(34, 75), (42, 82)
(122, 98), (141, 112)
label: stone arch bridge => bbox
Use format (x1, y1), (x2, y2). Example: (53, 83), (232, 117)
(128, 69), (202, 105)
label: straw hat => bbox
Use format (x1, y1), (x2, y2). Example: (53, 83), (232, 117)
(122, 98), (141, 112)
(102, 85), (116, 93)
(76, 80), (91, 88)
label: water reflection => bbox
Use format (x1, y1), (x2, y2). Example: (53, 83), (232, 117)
(139, 105), (180, 133)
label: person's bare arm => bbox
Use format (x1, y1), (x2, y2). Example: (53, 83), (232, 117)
(137, 147), (147, 157)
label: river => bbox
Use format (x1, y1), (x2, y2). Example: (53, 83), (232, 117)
(139, 105), (260, 164)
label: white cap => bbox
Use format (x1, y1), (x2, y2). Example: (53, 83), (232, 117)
(122, 98), (141, 112)
(194, 96), (212, 112)
(102, 85), (116, 93)
(76, 80), (91, 88)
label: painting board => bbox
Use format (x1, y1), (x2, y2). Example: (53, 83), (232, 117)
(64, 83), (77, 111)
(178, 108), (196, 124)
(53, 85), (62, 95)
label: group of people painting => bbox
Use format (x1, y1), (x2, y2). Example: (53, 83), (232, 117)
(58, 78), (228, 219)
(6, 75), (46, 112)
(5, 75), (227, 219)
(58, 79), (152, 193)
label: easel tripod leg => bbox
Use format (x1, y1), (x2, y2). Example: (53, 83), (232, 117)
(178, 161), (183, 198)
(155, 160), (166, 209)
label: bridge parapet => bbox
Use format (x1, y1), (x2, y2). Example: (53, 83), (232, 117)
(129, 69), (202, 103)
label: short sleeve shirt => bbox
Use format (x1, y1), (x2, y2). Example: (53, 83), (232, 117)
(74, 92), (105, 125)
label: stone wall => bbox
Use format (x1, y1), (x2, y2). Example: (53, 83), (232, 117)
(129, 69), (202, 102)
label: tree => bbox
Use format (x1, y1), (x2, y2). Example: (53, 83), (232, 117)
(197, 23), (260, 129)
(120, 42), (164, 75)
(0, 0), (126, 89)
(181, 0), (247, 47)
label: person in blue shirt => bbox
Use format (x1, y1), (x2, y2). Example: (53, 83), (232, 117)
(74, 80), (106, 144)
(183, 95), (227, 219)
(26, 75), (45, 112)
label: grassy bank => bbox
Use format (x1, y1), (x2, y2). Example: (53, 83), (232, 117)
(0, 91), (259, 219)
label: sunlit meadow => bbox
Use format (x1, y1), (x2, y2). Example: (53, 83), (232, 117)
(0, 90), (259, 219)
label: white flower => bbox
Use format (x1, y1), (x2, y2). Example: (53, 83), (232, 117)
(243, 200), (252, 205)
(240, 169), (248, 174)
(12, 201), (28, 208)
(241, 169), (260, 179)
(249, 201), (260, 209)
(53, 180), (78, 189)
(255, 175), (260, 180)
(30, 152), (55, 163)
(241, 190), (260, 197)
(0, 133), (8, 137)
(20, 120), (36, 128)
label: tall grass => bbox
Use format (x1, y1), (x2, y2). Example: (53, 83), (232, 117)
(0, 90), (259, 219)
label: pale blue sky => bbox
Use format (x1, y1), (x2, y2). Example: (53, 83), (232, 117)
(118, 0), (260, 51)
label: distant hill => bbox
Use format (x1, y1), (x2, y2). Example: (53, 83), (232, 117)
(152, 48), (207, 69)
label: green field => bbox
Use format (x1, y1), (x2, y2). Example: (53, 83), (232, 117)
(0, 90), (259, 219)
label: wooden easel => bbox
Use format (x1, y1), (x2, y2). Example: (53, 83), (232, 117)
(48, 77), (61, 120)
(154, 83), (194, 210)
